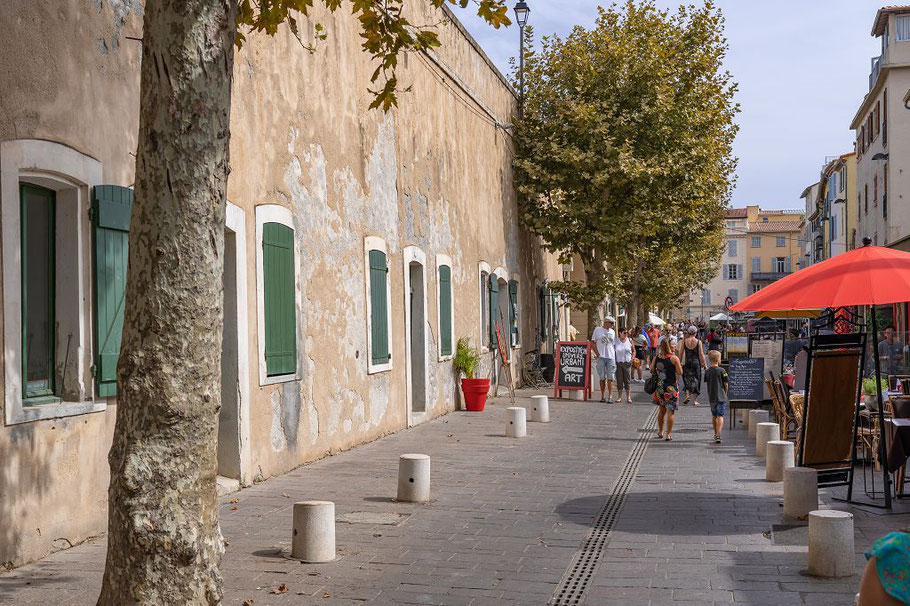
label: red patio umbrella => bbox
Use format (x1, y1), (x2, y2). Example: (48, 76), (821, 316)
(730, 239), (910, 508)
(730, 243), (910, 311)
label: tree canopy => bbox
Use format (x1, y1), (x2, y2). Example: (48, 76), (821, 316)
(514, 0), (738, 326)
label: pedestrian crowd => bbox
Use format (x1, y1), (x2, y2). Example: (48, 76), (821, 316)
(591, 317), (728, 443)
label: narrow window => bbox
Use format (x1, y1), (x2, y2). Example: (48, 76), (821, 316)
(751, 236), (761, 248)
(438, 264), (453, 357)
(508, 279), (519, 347)
(751, 257), (760, 273)
(728, 240), (737, 257)
(263, 223), (297, 376)
(488, 275), (499, 347)
(21, 184), (55, 399)
(776, 236), (785, 247)
(480, 270), (490, 347)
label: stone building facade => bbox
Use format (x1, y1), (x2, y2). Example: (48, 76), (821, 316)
(0, 0), (565, 568)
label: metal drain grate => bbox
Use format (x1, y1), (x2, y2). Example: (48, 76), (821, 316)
(549, 408), (658, 605)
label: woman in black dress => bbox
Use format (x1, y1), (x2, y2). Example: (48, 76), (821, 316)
(678, 325), (706, 406)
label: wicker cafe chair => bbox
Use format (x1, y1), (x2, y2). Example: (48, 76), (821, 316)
(522, 350), (548, 389)
(773, 378), (798, 442)
(767, 377), (787, 439)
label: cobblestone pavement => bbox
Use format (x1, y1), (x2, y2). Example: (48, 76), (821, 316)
(1, 383), (907, 605)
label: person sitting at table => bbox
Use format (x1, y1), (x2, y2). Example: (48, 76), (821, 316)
(878, 326), (904, 377)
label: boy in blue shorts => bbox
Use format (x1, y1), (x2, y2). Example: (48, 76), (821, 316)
(704, 350), (728, 444)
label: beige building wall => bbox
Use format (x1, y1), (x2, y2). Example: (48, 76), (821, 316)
(0, 0), (563, 568)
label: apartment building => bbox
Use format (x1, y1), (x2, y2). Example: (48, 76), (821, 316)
(745, 206), (804, 296)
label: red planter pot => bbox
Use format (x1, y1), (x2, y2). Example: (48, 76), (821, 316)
(461, 378), (490, 411)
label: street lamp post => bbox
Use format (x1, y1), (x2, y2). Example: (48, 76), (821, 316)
(514, 1), (530, 118)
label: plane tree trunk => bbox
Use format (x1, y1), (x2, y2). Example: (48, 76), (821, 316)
(98, 0), (236, 603)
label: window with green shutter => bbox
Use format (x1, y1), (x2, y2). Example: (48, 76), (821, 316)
(539, 286), (548, 341)
(369, 249), (390, 366)
(439, 265), (452, 356)
(508, 279), (518, 347)
(22, 184), (57, 399)
(488, 275), (498, 346)
(263, 222), (296, 376)
(92, 185), (133, 397)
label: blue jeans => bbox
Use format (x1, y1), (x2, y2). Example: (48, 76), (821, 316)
(710, 401), (727, 418)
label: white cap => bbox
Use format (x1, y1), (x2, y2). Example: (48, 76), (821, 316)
(604, 316), (615, 324)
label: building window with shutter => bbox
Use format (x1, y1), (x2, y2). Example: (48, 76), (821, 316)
(508, 278), (519, 348)
(437, 256), (454, 360)
(728, 240), (737, 257)
(3, 140), (108, 424)
(751, 257), (760, 273)
(21, 184), (56, 400)
(256, 205), (301, 384)
(479, 263), (491, 349)
(365, 236), (392, 374)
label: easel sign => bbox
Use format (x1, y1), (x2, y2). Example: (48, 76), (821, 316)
(554, 341), (592, 400)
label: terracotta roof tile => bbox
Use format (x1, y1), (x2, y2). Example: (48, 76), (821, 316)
(749, 220), (803, 233)
(873, 5), (910, 36)
(725, 208), (747, 218)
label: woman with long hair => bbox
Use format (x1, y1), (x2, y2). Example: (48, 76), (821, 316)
(678, 325), (707, 406)
(652, 338), (683, 441)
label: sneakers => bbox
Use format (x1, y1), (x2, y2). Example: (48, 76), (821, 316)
(600, 397), (606, 403)
(714, 435), (722, 444)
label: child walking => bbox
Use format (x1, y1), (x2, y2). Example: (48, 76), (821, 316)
(704, 350), (728, 444)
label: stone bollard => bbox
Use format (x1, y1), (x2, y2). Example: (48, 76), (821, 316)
(765, 440), (795, 482)
(755, 422), (779, 458)
(784, 467), (818, 520)
(291, 501), (335, 563)
(569, 390), (585, 401)
(530, 395), (550, 423)
(397, 454), (431, 503)
(808, 510), (855, 578)
(748, 409), (769, 439)
(506, 406), (527, 438)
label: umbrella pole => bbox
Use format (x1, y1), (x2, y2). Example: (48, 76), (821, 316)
(870, 305), (893, 509)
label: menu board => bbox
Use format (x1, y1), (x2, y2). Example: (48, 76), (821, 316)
(750, 335), (783, 399)
(725, 332), (749, 356)
(554, 341), (591, 399)
(728, 357), (765, 402)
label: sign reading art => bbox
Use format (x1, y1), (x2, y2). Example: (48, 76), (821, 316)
(554, 341), (592, 400)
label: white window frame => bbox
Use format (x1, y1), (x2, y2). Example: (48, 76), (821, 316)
(751, 256), (761, 273)
(896, 14), (910, 41)
(365, 236), (393, 374)
(776, 236), (786, 247)
(510, 273), (521, 349)
(492, 267), (510, 361)
(2, 140), (103, 424)
(775, 257), (786, 273)
(436, 254), (455, 362)
(751, 236), (761, 248)
(478, 261), (491, 351)
(255, 204), (302, 386)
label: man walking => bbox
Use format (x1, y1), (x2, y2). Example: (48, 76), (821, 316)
(592, 316), (617, 402)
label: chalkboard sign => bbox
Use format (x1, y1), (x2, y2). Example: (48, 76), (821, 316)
(728, 356), (765, 402)
(554, 341), (592, 400)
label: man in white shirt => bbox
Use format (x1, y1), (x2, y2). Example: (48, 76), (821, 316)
(591, 316), (617, 402)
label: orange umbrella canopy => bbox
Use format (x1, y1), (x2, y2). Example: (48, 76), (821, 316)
(731, 244), (910, 312)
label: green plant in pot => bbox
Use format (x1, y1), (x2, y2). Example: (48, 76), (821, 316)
(454, 337), (489, 411)
(862, 377), (888, 412)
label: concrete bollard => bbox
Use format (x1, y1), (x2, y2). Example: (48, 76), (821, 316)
(765, 440), (795, 482)
(748, 409), (769, 439)
(506, 406), (527, 438)
(569, 390), (585, 401)
(530, 395), (550, 423)
(397, 454), (431, 503)
(784, 467), (818, 520)
(291, 501), (335, 563)
(808, 510), (855, 578)
(755, 422), (779, 458)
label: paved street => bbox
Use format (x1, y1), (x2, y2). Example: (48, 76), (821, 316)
(1, 383), (906, 605)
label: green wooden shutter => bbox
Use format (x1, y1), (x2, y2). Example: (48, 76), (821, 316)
(263, 222), (296, 376)
(439, 265), (452, 356)
(92, 185), (133, 397)
(509, 279), (518, 346)
(539, 286), (548, 341)
(489, 276), (499, 346)
(369, 249), (390, 365)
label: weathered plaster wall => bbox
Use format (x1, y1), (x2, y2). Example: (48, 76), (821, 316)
(0, 0), (562, 568)
(0, 0), (141, 568)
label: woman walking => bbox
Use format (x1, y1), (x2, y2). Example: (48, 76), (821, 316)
(678, 325), (707, 406)
(652, 339), (683, 441)
(614, 327), (635, 403)
(632, 325), (647, 382)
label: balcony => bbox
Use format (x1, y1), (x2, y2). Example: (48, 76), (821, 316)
(870, 55), (882, 91)
(751, 271), (792, 282)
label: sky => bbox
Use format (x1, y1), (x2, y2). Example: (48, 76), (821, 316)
(449, 0), (889, 210)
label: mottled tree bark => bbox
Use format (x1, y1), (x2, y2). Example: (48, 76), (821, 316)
(585, 251), (606, 334)
(98, 0), (236, 603)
